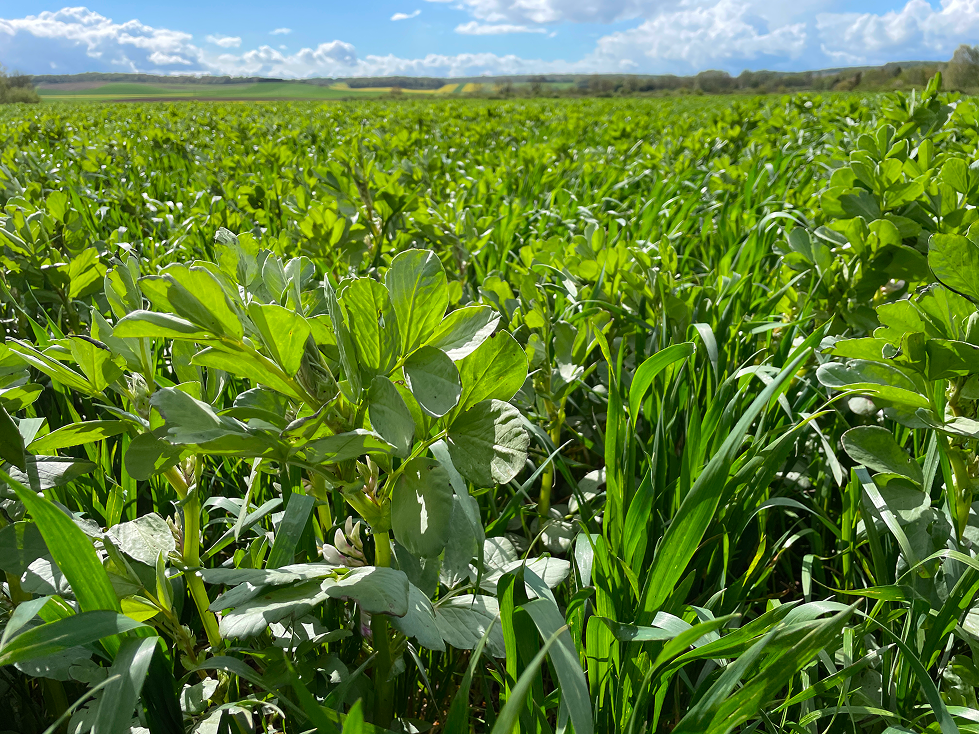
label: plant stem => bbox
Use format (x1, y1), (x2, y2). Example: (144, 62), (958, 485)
(0, 517), (29, 606)
(371, 530), (395, 728)
(182, 489), (223, 650)
(310, 472), (333, 540)
(538, 405), (565, 518)
(164, 465), (222, 650)
(948, 445), (973, 542)
(5, 572), (30, 606)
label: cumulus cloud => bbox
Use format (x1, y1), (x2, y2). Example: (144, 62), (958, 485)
(586, 0), (807, 73)
(455, 21), (547, 34)
(3, 2), (979, 80)
(270, 27), (291, 35)
(422, 0), (668, 25)
(391, 10), (421, 20)
(0, 5), (578, 77)
(0, 7), (199, 72)
(817, 0), (979, 64)
(206, 34), (241, 48)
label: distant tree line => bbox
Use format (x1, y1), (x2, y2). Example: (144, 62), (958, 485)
(946, 45), (979, 90)
(30, 72), (284, 85)
(18, 46), (979, 99)
(0, 67), (39, 103)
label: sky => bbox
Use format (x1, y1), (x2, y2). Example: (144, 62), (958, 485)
(0, 1), (977, 79)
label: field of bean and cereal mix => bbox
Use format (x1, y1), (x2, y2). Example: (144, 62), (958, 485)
(4, 75), (979, 733)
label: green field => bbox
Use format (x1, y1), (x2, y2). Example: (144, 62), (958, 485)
(37, 81), (461, 101)
(36, 79), (577, 101)
(3, 81), (979, 733)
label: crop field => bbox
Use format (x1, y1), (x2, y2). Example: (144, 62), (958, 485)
(1, 77), (979, 733)
(35, 81), (487, 102)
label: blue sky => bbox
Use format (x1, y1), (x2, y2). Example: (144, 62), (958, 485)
(0, 1), (975, 78)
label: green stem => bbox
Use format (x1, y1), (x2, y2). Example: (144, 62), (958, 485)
(538, 405), (565, 518)
(182, 490), (223, 650)
(5, 572), (30, 606)
(948, 446), (973, 542)
(310, 473), (333, 540)
(371, 531), (395, 728)
(0, 517), (29, 606)
(165, 465), (222, 650)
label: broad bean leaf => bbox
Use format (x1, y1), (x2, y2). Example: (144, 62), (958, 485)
(321, 566), (409, 617)
(455, 332), (528, 414)
(218, 579), (329, 639)
(159, 264), (243, 340)
(113, 311), (216, 342)
(842, 426), (923, 484)
(150, 387), (248, 444)
(191, 347), (304, 402)
(929, 234), (979, 303)
(340, 277), (399, 378)
(106, 513), (176, 566)
(385, 249), (448, 357)
(368, 376), (415, 457)
(428, 306), (500, 360)
(124, 433), (182, 481)
(0, 521), (48, 576)
(301, 429), (395, 463)
(0, 405), (25, 470)
(434, 594), (506, 657)
(392, 458), (454, 558)
(404, 346), (461, 418)
(69, 337), (125, 393)
(247, 303), (311, 377)
(446, 399), (529, 486)
(389, 582), (445, 651)
(4, 456), (97, 492)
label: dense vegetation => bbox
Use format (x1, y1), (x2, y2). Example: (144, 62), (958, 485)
(28, 46), (979, 99)
(0, 68), (39, 104)
(2, 75), (979, 733)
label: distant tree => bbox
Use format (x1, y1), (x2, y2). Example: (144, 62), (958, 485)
(529, 75), (546, 96)
(946, 44), (979, 90)
(694, 70), (734, 93)
(0, 66), (40, 104)
(587, 75), (615, 96)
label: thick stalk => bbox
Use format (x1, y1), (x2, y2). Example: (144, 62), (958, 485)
(164, 466), (222, 650)
(0, 516), (30, 607)
(538, 404), (565, 518)
(371, 531), (395, 728)
(182, 490), (223, 650)
(5, 572), (30, 606)
(310, 473), (333, 540)
(948, 446), (973, 542)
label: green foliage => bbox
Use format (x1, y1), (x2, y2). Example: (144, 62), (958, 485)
(6, 80), (979, 733)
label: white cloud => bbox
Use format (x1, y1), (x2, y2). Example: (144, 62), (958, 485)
(585, 0), (807, 73)
(149, 51), (193, 65)
(817, 0), (979, 65)
(455, 21), (547, 34)
(206, 34), (241, 48)
(270, 27), (291, 35)
(423, 0), (675, 25)
(391, 10), (421, 21)
(4, 2), (979, 81)
(0, 7), (200, 72)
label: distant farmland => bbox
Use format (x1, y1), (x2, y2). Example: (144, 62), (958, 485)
(35, 80), (483, 101)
